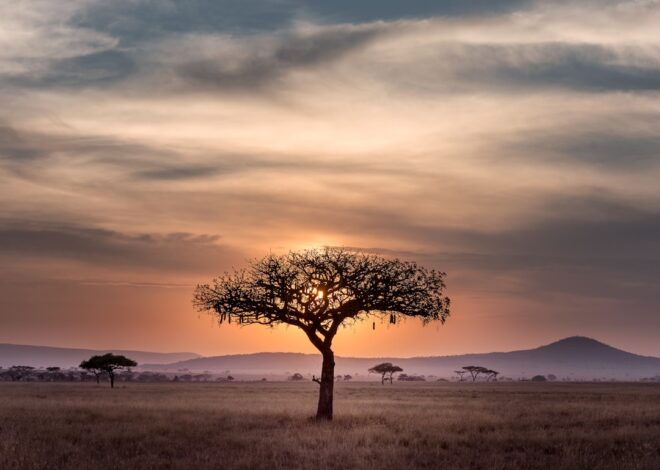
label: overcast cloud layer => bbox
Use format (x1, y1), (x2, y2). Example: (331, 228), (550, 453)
(1, 0), (659, 356)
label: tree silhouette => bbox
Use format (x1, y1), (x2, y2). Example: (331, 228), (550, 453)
(462, 365), (490, 382)
(194, 248), (450, 420)
(80, 354), (137, 388)
(454, 370), (467, 381)
(369, 362), (404, 384)
(6, 365), (34, 381)
(485, 369), (499, 382)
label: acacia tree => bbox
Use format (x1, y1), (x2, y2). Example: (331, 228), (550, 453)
(462, 365), (490, 382)
(194, 248), (450, 420)
(454, 370), (467, 381)
(485, 369), (499, 382)
(369, 363), (404, 384)
(80, 354), (137, 388)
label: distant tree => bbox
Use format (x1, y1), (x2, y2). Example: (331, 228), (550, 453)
(343, 374), (352, 382)
(531, 375), (547, 382)
(368, 363), (404, 384)
(227, 375), (235, 381)
(6, 366), (34, 382)
(547, 374), (557, 381)
(79, 354), (137, 388)
(398, 374), (426, 381)
(454, 370), (467, 381)
(484, 369), (499, 382)
(462, 366), (490, 382)
(194, 248), (450, 420)
(46, 366), (61, 372)
(288, 373), (304, 381)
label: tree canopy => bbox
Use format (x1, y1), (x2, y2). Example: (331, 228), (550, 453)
(369, 362), (404, 384)
(194, 248), (450, 420)
(80, 353), (137, 388)
(461, 366), (499, 382)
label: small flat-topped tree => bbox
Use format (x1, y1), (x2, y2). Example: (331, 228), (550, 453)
(194, 248), (450, 420)
(369, 363), (404, 384)
(454, 370), (467, 381)
(462, 365), (490, 382)
(80, 354), (137, 388)
(485, 369), (499, 381)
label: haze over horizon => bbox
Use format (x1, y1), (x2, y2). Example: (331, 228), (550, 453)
(2, 0), (660, 357)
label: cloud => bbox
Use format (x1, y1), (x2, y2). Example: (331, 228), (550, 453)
(68, 0), (532, 47)
(70, 0), (296, 44)
(340, 195), (660, 302)
(439, 43), (660, 92)
(173, 23), (390, 92)
(487, 111), (660, 170)
(0, 220), (241, 274)
(298, 0), (531, 23)
(0, 0), (117, 81)
(0, 125), (44, 161)
(17, 50), (137, 88)
(357, 41), (660, 96)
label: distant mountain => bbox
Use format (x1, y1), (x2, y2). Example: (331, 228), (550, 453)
(0, 343), (200, 368)
(143, 337), (660, 380)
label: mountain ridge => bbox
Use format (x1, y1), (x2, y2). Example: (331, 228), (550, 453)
(140, 336), (660, 380)
(2, 337), (659, 379)
(0, 343), (201, 368)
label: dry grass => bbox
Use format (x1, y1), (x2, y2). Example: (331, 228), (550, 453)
(1, 381), (659, 469)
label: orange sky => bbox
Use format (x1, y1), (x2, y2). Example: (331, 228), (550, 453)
(1, 0), (660, 357)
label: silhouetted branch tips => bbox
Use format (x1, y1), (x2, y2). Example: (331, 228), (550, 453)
(193, 247), (450, 419)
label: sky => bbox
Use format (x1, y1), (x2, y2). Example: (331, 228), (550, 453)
(1, 0), (659, 358)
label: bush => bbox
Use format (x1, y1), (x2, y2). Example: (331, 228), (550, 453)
(398, 374), (426, 382)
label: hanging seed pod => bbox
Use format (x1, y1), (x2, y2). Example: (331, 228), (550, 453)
(372, 321), (376, 330)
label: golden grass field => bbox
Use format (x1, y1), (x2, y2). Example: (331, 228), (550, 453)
(1, 381), (659, 469)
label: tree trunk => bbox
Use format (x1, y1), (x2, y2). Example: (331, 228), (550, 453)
(316, 350), (335, 420)
(109, 373), (114, 389)
(95, 374), (100, 384)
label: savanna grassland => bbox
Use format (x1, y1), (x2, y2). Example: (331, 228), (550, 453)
(1, 381), (659, 470)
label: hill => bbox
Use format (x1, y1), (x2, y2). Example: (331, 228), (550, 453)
(0, 343), (200, 368)
(143, 337), (660, 380)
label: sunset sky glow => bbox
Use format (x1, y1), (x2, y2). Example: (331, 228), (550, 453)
(1, 0), (659, 357)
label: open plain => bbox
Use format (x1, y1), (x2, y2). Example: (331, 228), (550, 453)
(1, 381), (659, 470)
